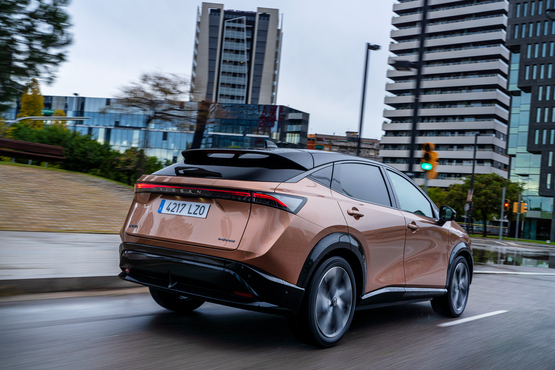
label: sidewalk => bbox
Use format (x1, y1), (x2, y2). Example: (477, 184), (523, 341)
(1, 230), (554, 297)
(0, 231), (132, 296)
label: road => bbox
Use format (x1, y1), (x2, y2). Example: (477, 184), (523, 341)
(1, 271), (555, 370)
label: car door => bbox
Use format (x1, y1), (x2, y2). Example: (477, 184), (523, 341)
(331, 162), (407, 293)
(386, 170), (451, 288)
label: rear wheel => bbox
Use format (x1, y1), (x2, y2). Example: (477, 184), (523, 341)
(291, 256), (356, 347)
(431, 256), (470, 317)
(149, 287), (205, 313)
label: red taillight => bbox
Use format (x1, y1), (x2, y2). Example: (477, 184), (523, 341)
(135, 183), (306, 214)
(233, 291), (254, 298)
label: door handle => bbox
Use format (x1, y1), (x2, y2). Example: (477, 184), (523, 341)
(347, 208), (364, 219)
(407, 222), (419, 231)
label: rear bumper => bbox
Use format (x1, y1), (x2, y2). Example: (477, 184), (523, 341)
(119, 243), (304, 315)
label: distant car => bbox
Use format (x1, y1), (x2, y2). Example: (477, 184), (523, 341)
(119, 148), (472, 347)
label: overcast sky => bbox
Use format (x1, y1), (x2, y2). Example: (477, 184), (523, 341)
(41, 0), (396, 140)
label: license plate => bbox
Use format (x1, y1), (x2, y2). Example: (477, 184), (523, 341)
(158, 199), (210, 219)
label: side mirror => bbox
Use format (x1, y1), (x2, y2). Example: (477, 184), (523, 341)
(439, 206), (456, 225)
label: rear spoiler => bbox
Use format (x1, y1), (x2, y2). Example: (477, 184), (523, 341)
(182, 149), (314, 170)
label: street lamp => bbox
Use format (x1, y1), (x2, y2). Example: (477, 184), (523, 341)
(467, 132), (480, 235)
(391, 0), (429, 177)
(356, 42), (381, 157)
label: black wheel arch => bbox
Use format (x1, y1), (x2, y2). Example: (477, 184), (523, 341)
(446, 242), (473, 287)
(297, 233), (366, 300)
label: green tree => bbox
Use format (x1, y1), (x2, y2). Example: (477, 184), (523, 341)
(17, 79), (45, 128)
(441, 174), (523, 236)
(0, 0), (72, 113)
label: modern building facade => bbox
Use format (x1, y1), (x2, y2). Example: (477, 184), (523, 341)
(191, 2), (282, 105)
(4, 95), (309, 163)
(381, 0), (511, 188)
(506, 0), (555, 240)
(307, 132), (381, 161)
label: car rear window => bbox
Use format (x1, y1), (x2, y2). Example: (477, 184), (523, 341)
(152, 150), (309, 182)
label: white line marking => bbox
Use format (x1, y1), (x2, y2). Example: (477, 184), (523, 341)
(476, 271), (555, 276)
(438, 310), (508, 327)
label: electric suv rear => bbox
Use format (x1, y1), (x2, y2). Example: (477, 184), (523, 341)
(119, 148), (472, 347)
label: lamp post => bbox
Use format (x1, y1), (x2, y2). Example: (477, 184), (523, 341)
(467, 132), (480, 235)
(391, 0), (429, 177)
(356, 42), (381, 157)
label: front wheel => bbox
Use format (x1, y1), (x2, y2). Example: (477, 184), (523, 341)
(149, 287), (205, 313)
(431, 256), (470, 317)
(291, 256), (356, 347)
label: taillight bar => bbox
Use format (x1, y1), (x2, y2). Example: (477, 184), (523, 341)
(135, 183), (306, 214)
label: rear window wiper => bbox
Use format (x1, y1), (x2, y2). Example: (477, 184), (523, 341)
(174, 166), (223, 178)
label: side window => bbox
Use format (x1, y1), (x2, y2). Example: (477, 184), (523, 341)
(332, 163), (391, 207)
(387, 170), (434, 218)
(308, 166), (332, 188)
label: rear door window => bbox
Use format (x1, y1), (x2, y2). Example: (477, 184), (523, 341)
(387, 170), (434, 218)
(332, 163), (391, 207)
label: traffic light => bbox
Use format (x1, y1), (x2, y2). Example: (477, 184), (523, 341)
(513, 202), (519, 213)
(504, 199), (509, 211)
(520, 202), (528, 213)
(421, 143), (439, 179)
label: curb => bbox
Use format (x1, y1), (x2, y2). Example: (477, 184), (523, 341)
(0, 276), (135, 297)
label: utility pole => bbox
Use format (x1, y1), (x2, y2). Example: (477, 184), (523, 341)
(499, 187), (505, 241)
(467, 132), (480, 235)
(515, 193), (522, 242)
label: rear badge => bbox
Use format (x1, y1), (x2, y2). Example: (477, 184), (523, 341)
(218, 238), (235, 243)
(128, 224), (139, 229)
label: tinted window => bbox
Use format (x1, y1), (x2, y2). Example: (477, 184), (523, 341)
(387, 170), (434, 218)
(332, 163), (391, 207)
(308, 166), (332, 188)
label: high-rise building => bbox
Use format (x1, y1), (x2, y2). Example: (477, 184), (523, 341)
(381, 0), (511, 188)
(191, 2), (282, 105)
(506, 0), (554, 240)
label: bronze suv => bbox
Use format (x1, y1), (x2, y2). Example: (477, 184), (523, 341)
(119, 148), (472, 347)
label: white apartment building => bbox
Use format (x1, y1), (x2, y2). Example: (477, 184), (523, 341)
(381, 0), (511, 187)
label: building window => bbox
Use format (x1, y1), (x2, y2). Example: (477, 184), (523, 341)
(537, 22), (542, 36)
(537, 108), (542, 122)
(551, 129), (555, 144)
(541, 64), (545, 79)
(523, 23), (527, 38)
(539, 0), (543, 14)
(526, 65), (531, 79)
(546, 107), (550, 122)
(539, 86), (544, 100)
(532, 1), (536, 15)
(530, 23), (534, 37)
(544, 129), (548, 144)
(549, 151), (553, 167)
(543, 43), (547, 57)
(547, 173), (552, 189)
(545, 21), (550, 35)
(551, 42), (555, 56)
(524, 2), (529, 17)
(533, 65), (538, 79)
(547, 85), (551, 99)
(527, 44), (532, 58)
(535, 43), (539, 57)
(516, 3), (521, 17)
(515, 24), (520, 39)
(535, 129), (540, 144)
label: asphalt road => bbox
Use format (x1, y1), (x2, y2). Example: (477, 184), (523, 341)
(1, 272), (555, 370)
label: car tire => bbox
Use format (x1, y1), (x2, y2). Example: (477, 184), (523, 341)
(291, 256), (356, 347)
(149, 287), (205, 313)
(431, 256), (470, 317)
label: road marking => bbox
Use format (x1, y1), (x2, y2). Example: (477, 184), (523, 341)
(438, 310), (508, 327)
(476, 271), (555, 276)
